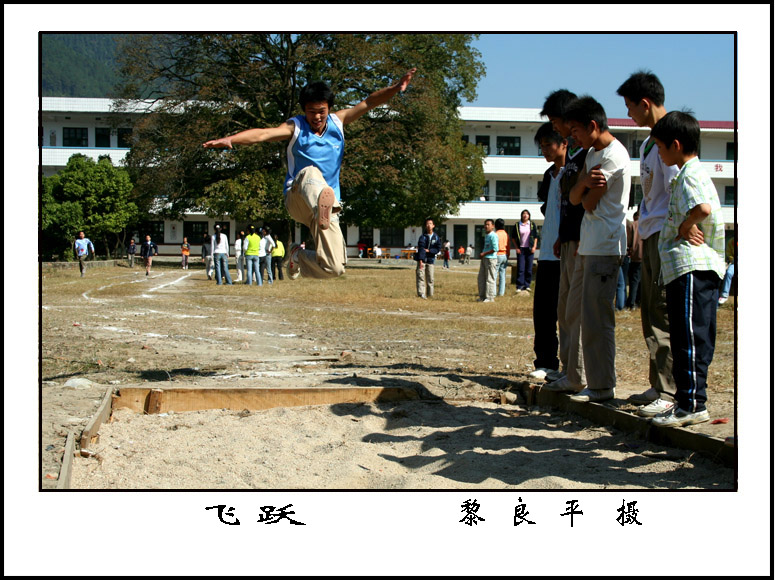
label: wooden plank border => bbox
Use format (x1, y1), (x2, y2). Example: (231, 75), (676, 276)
(113, 386), (422, 414)
(55, 431), (76, 490)
(80, 387), (115, 455)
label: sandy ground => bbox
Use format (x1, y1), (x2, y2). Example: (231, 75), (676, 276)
(41, 261), (735, 490)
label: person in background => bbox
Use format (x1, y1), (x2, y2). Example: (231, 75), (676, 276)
(494, 219), (510, 297)
(625, 210), (643, 309)
(271, 233), (285, 281)
(477, 219), (499, 303)
(201, 233), (213, 280)
(211, 225), (233, 285)
(126, 238), (137, 269)
(718, 235), (735, 305)
(262, 226), (276, 284)
(415, 217), (442, 299)
(244, 225), (263, 286)
(234, 230), (245, 282)
(181, 237), (190, 270)
(514, 210), (538, 293)
(141, 234), (158, 277)
(73, 231), (95, 278)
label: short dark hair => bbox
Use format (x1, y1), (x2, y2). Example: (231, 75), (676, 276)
(540, 89), (578, 119)
(534, 122), (565, 147)
(424, 217), (434, 225)
(484, 218), (494, 226)
(563, 96), (609, 132)
(617, 70), (665, 107)
(299, 81), (335, 109)
(494, 218), (505, 230)
(651, 110), (700, 155)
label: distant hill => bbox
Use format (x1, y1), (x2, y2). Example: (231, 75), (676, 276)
(41, 34), (126, 98)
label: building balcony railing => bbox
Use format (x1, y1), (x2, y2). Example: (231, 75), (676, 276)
(42, 147), (130, 167)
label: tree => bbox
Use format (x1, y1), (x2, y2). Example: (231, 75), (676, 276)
(114, 34), (486, 229)
(41, 154), (138, 260)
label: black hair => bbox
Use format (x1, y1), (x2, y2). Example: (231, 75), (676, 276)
(264, 226), (271, 235)
(540, 89), (578, 119)
(651, 110), (700, 155)
(484, 218), (494, 226)
(616, 70), (665, 107)
(299, 81), (335, 109)
(534, 122), (565, 147)
(521, 209), (531, 221)
(424, 217), (434, 225)
(494, 218), (505, 230)
(563, 95), (609, 132)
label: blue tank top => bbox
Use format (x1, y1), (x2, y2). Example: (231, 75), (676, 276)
(285, 114), (345, 201)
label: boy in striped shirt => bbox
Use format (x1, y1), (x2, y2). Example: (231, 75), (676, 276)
(650, 111), (726, 427)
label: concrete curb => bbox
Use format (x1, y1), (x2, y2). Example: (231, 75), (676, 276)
(520, 384), (735, 467)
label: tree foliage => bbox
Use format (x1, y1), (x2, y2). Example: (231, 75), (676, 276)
(41, 34), (126, 98)
(115, 34), (486, 228)
(41, 154), (138, 259)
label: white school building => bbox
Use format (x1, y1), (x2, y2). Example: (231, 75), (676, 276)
(41, 97), (736, 257)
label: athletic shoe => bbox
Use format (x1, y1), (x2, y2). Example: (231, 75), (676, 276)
(637, 398), (676, 418)
(287, 244), (301, 280)
(652, 407), (710, 428)
(529, 368), (549, 380)
(544, 369), (566, 382)
(483, 298), (494, 303)
(543, 376), (584, 393)
(718, 295), (728, 305)
(569, 387), (615, 403)
(317, 187), (336, 230)
(628, 387), (659, 405)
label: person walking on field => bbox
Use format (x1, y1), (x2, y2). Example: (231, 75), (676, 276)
(181, 237), (191, 270)
(140, 234), (158, 277)
(126, 238), (137, 268)
(203, 67), (416, 281)
(73, 231), (95, 278)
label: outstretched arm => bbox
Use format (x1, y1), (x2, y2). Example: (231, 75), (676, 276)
(203, 121), (295, 149)
(335, 68), (417, 126)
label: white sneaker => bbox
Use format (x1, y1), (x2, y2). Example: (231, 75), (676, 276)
(529, 368), (548, 380)
(569, 387), (615, 403)
(652, 407), (710, 428)
(287, 244), (301, 280)
(637, 398), (676, 417)
(718, 295), (728, 305)
(483, 298), (494, 303)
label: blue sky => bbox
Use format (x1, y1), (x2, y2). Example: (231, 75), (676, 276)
(461, 33), (735, 121)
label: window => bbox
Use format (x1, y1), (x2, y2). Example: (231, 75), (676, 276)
(631, 139), (645, 158)
(474, 225), (485, 256)
(726, 142), (736, 161)
(495, 180), (520, 202)
(724, 186), (735, 206)
(475, 135), (490, 155)
(63, 127), (88, 147)
(140, 221), (165, 243)
(435, 224), (447, 244)
(117, 128), (133, 148)
(480, 182), (490, 201)
(496, 136), (520, 156)
(358, 226), (373, 247)
(379, 226), (404, 248)
(453, 224), (468, 251)
(183, 221), (209, 242)
(461, 135), (469, 144)
(95, 128), (111, 148)
(49, 130), (56, 146)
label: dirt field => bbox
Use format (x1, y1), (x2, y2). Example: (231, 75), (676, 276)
(40, 259), (737, 490)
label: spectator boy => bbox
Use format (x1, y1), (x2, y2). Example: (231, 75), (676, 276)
(529, 122), (567, 380)
(477, 219), (498, 302)
(616, 71), (680, 416)
(564, 96), (631, 403)
(126, 238), (137, 268)
(650, 111), (726, 427)
(494, 218), (510, 296)
(415, 217), (442, 299)
(541, 90), (588, 391)
(244, 225), (263, 286)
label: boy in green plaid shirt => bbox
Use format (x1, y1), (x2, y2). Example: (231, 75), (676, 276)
(650, 111), (726, 427)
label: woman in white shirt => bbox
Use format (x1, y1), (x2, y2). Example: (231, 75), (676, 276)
(211, 225), (233, 285)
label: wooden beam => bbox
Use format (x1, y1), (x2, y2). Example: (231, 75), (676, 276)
(80, 387), (115, 454)
(113, 386), (421, 414)
(56, 431), (76, 490)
